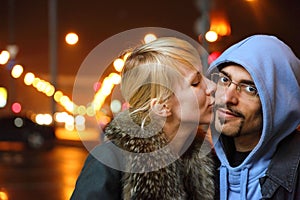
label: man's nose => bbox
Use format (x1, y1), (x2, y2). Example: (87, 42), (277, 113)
(223, 83), (239, 104)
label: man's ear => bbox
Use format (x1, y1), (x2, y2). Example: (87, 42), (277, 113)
(150, 98), (171, 117)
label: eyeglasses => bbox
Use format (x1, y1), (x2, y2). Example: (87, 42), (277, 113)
(210, 73), (258, 98)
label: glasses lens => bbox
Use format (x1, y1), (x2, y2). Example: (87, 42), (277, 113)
(240, 84), (258, 97)
(211, 73), (223, 83)
(211, 73), (258, 99)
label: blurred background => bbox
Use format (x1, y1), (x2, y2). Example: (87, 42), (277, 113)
(0, 0), (299, 199)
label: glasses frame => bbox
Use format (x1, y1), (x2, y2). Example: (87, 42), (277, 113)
(210, 72), (259, 98)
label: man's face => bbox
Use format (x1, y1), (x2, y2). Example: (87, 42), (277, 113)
(213, 65), (263, 142)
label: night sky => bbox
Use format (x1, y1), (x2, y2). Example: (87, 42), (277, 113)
(0, 0), (299, 114)
(1, 0), (299, 75)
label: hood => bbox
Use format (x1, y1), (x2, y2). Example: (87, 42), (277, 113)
(207, 34), (300, 199)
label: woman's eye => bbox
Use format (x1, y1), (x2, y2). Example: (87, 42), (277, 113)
(191, 82), (200, 87)
(191, 73), (202, 87)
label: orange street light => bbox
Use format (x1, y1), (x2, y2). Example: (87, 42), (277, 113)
(65, 32), (79, 45)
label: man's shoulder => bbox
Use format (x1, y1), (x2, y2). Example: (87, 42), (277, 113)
(267, 130), (300, 179)
(261, 130), (300, 199)
(278, 129), (300, 151)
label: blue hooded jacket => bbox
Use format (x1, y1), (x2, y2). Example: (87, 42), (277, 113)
(207, 35), (300, 199)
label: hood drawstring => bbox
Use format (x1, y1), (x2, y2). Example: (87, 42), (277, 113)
(220, 165), (249, 200)
(220, 165), (228, 200)
(240, 167), (249, 200)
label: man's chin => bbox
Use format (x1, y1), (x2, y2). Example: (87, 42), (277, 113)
(215, 118), (240, 137)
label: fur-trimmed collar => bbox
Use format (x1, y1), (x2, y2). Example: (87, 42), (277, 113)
(105, 111), (215, 200)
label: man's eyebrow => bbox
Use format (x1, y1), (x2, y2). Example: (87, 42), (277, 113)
(220, 70), (229, 77)
(220, 70), (256, 86)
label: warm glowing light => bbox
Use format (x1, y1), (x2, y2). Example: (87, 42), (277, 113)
(113, 58), (124, 72)
(123, 52), (131, 61)
(209, 10), (231, 36)
(93, 74), (118, 111)
(36, 80), (47, 92)
(0, 50), (10, 65)
(32, 77), (41, 87)
(45, 85), (55, 96)
(144, 33), (157, 44)
(36, 114), (53, 125)
(0, 87), (7, 108)
(65, 115), (75, 125)
(55, 127), (100, 141)
(60, 95), (71, 104)
(102, 84), (114, 96)
(65, 123), (74, 131)
(65, 32), (79, 45)
(12, 102), (22, 113)
(54, 112), (69, 123)
(109, 73), (121, 84)
(11, 64), (24, 78)
(0, 190), (8, 200)
(65, 102), (75, 113)
(205, 31), (218, 42)
(54, 91), (63, 102)
(24, 72), (35, 85)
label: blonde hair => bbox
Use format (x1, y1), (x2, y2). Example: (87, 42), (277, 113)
(120, 37), (202, 126)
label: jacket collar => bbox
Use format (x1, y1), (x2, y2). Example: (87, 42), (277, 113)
(104, 111), (216, 199)
(260, 130), (300, 197)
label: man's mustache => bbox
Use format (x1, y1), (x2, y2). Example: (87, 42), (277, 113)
(213, 104), (245, 119)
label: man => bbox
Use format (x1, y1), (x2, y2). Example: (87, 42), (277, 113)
(207, 35), (300, 199)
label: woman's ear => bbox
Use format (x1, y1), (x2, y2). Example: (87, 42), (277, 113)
(150, 98), (171, 117)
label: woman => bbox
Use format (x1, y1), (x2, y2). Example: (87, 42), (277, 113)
(71, 37), (216, 200)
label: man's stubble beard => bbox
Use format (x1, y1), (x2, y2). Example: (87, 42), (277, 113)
(213, 107), (244, 138)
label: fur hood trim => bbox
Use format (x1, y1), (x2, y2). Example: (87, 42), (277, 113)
(105, 111), (215, 200)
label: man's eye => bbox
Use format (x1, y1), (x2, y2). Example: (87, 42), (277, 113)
(220, 76), (230, 83)
(244, 85), (257, 94)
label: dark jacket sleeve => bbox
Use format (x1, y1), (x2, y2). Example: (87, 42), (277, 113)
(70, 143), (123, 200)
(260, 130), (300, 200)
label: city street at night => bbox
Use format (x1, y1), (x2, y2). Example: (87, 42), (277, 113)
(0, 0), (299, 199)
(0, 142), (88, 200)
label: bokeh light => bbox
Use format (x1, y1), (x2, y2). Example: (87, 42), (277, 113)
(65, 32), (79, 45)
(0, 50), (10, 65)
(0, 87), (7, 108)
(11, 64), (24, 78)
(12, 102), (22, 113)
(113, 58), (124, 72)
(144, 33), (157, 43)
(205, 31), (218, 42)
